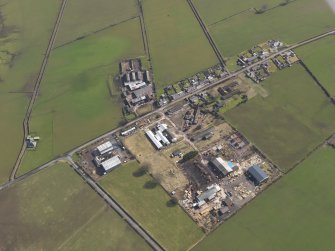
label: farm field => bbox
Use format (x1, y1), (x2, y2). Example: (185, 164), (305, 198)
(193, 0), (335, 58)
(18, 18), (145, 176)
(225, 65), (335, 171)
(296, 36), (335, 97)
(0, 0), (61, 184)
(142, 0), (218, 95)
(0, 162), (150, 251)
(55, 0), (139, 47)
(193, 147), (335, 251)
(99, 160), (204, 251)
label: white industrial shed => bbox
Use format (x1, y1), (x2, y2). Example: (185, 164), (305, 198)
(97, 141), (113, 155)
(101, 156), (121, 172)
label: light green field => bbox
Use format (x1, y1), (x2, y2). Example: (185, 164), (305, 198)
(0, 162), (151, 251)
(225, 65), (335, 171)
(193, 147), (335, 251)
(296, 36), (335, 97)
(18, 18), (145, 175)
(0, 0), (61, 184)
(142, 0), (218, 94)
(193, 0), (335, 57)
(55, 0), (138, 47)
(99, 161), (204, 251)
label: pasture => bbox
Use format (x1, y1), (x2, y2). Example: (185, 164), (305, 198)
(18, 18), (145, 175)
(193, 0), (335, 57)
(55, 0), (139, 47)
(0, 162), (150, 251)
(0, 0), (61, 184)
(225, 65), (335, 171)
(193, 147), (335, 251)
(142, 0), (218, 95)
(99, 160), (204, 251)
(296, 36), (335, 96)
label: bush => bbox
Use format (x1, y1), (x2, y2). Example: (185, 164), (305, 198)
(180, 151), (198, 163)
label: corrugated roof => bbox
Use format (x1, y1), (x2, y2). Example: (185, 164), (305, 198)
(101, 156), (121, 172)
(248, 165), (268, 184)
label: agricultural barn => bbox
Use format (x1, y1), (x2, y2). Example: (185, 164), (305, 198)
(210, 157), (238, 177)
(247, 165), (268, 185)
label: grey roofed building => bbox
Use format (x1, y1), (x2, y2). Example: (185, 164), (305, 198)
(133, 85), (153, 99)
(247, 165), (268, 185)
(196, 184), (221, 205)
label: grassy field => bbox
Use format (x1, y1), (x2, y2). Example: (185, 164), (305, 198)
(142, 0), (218, 95)
(0, 0), (61, 184)
(0, 162), (150, 251)
(99, 160), (204, 251)
(296, 36), (335, 97)
(18, 18), (145, 175)
(193, 147), (335, 251)
(55, 0), (139, 47)
(225, 65), (335, 171)
(193, 0), (335, 58)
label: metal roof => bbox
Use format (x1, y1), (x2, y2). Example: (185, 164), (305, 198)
(145, 130), (163, 149)
(211, 157), (234, 176)
(248, 165), (268, 184)
(97, 141), (113, 155)
(101, 156), (121, 172)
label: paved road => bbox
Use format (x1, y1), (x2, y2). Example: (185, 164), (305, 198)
(66, 29), (335, 156)
(66, 158), (164, 251)
(10, 0), (69, 181)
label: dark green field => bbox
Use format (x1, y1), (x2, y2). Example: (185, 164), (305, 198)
(0, 163), (151, 251)
(296, 36), (335, 97)
(193, 147), (335, 251)
(99, 161), (204, 251)
(225, 65), (335, 171)
(18, 18), (145, 175)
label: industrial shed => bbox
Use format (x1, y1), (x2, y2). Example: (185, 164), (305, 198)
(101, 156), (121, 173)
(247, 165), (268, 185)
(210, 157), (237, 177)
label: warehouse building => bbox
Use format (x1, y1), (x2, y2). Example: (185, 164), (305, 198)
(97, 141), (113, 155)
(145, 129), (163, 150)
(210, 157), (238, 177)
(247, 165), (268, 185)
(101, 156), (121, 173)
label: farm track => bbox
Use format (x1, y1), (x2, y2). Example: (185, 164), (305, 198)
(9, 0), (69, 181)
(2, 25), (334, 251)
(67, 157), (165, 251)
(187, 0), (229, 73)
(6, 30), (335, 185)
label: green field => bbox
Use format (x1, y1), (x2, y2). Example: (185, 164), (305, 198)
(55, 0), (139, 47)
(193, 0), (335, 57)
(225, 65), (335, 171)
(99, 161), (204, 251)
(142, 0), (218, 94)
(0, 162), (151, 251)
(193, 147), (335, 251)
(296, 36), (335, 97)
(0, 0), (61, 184)
(18, 18), (145, 175)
